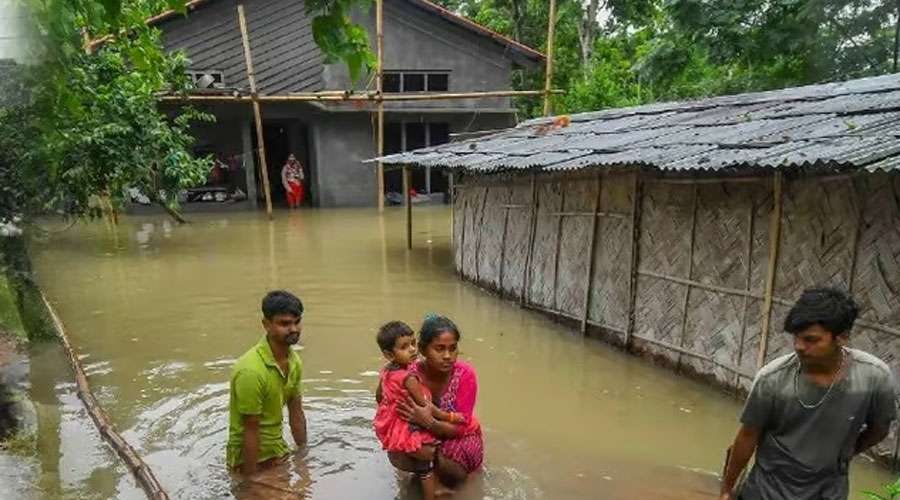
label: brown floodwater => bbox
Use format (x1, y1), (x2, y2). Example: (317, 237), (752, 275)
(24, 207), (893, 499)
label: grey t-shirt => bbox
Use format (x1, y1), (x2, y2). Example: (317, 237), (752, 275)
(738, 348), (897, 500)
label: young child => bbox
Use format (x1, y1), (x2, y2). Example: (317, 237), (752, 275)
(373, 321), (463, 500)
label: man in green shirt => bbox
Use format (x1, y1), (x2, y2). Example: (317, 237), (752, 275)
(227, 290), (307, 476)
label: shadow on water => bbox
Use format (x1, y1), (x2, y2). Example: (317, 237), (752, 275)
(23, 207), (893, 499)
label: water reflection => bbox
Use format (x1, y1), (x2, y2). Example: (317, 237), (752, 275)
(26, 208), (893, 499)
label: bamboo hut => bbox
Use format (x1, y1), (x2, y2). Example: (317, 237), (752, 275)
(377, 73), (900, 465)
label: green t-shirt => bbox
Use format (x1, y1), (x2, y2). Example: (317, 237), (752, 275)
(226, 336), (303, 468)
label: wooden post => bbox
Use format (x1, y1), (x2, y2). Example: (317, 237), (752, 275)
(375, 0), (385, 212)
(449, 173), (456, 254)
(498, 189), (512, 294)
(580, 175), (603, 333)
(677, 183), (700, 366)
(459, 197), (468, 277)
(237, 4), (273, 219)
(403, 166), (412, 249)
(551, 184), (566, 311)
(543, 0), (558, 117)
(625, 172), (644, 347)
(521, 175), (539, 304)
(846, 177), (863, 294)
(735, 196), (756, 390)
(473, 186), (490, 282)
(757, 172), (784, 370)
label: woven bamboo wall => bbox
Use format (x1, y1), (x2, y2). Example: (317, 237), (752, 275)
(453, 170), (900, 464)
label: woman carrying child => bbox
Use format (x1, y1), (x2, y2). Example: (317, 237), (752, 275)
(374, 321), (466, 500)
(376, 315), (484, 494)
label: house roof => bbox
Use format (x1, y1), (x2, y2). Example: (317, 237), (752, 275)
(144, 0), (543, 64)
(375, 73), (900, 175)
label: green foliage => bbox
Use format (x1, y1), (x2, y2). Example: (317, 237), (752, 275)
(433, 0), (900, 118)
(309, 0), (376, 83)
(863, 476), (900, 500)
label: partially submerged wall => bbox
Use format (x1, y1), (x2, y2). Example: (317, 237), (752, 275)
(453, 170), (900, 465)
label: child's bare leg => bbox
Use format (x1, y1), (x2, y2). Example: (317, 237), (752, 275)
(408, 445), (436, 500)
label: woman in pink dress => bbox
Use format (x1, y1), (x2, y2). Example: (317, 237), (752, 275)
(380, 315), (484, 490)
(373, 321), (464, 500)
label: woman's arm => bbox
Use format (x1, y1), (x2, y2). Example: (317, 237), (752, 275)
(396, 394), (460, 439)
(403, 375), (459, 423)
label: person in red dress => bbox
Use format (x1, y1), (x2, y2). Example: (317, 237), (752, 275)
(281, 154), (305, 208)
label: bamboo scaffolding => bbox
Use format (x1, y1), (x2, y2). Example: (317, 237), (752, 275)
(757, 172), (784, 370)
(237, 4), (273, 219)
(376, 0), (385, 213)
(159, 89), (560, 103)
(42, 292), (170, 500)
(543, 0), (558, 117)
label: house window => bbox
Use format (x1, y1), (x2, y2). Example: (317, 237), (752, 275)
(403, 73), (425, 92)
(187, 70), (225, 89)
(383, 73), (401, 93)
(382, 71), (450, 93)
(427, 73), (448, 92)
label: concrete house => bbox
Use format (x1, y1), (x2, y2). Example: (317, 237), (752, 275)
(154, 0), (543, 208)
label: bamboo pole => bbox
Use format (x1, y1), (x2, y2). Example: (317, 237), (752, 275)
(403, 167), (412, 249)
(543, 0), (558, 117)
(459, 198), (468, 277)
(42, 293), (170, 500)
(677, 184), (700, 367)
(498, 196), (511, 293)
(756, 172), (784, 370)
(521, 175), (539, 304)
(551, 185), (566, 312)
(473, 186), (490, 282)
(580, 175), (603, 334)
(846, 177), (863, 294)
(237, 4), (273, 219)
(625, 172), (644, 347)
(375, 0), (385, 213)
(735, 196), (756, 391)
(159, 89), (561, 103)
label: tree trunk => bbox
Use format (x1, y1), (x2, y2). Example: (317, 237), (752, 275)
(894, 0), (900, 73)
(510, 0), (523, 41)
(155, 198), (188, 224)
(578, 0), (601, 74)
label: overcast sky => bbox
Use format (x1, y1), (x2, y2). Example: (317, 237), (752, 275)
(0, 0), (35, 62)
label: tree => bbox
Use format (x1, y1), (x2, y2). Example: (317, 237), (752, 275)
(0, 0), (376, 227)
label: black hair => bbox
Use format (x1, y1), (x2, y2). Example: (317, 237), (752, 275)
(784, 287), (858, 337)
(261, 290), (303, 320)
(418, 314), (460, 350)
(377, 321), (415, 352)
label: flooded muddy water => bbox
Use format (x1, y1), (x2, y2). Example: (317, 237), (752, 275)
(25, 207), (893, 499)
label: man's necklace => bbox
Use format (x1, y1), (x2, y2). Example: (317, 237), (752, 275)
(794, 348), (846, 410)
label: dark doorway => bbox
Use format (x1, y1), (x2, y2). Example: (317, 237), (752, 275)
(251, 122), (311, 207)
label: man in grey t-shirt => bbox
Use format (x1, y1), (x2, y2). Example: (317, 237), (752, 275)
(720, 287), (897, 500)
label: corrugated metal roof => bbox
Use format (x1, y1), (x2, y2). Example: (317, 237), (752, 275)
(371, 73), (900, 174)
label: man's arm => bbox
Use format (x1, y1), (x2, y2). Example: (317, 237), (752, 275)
(240, 415), (261, 477)
(720, 425), (761, 499)
(288, 394), (307, 447)
(855, 423), (889, 455)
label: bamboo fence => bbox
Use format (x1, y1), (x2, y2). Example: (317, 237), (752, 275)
(41, 292), (170, 499)
(451, 169), (900, 467)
